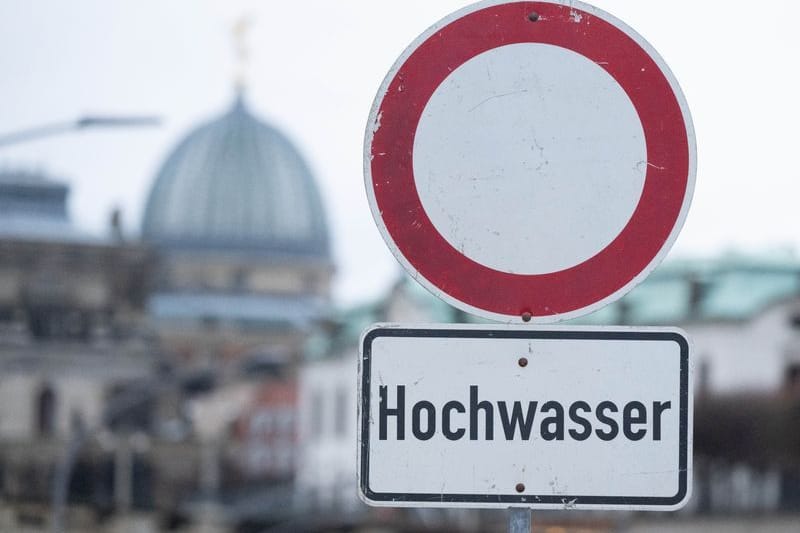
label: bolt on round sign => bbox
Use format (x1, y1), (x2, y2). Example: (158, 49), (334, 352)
(364, 0), (696, 323)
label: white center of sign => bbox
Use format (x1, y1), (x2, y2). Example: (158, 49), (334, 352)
(413, 43), (647, 275)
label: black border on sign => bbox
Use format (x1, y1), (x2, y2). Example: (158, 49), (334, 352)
(359, 327), (690, 507)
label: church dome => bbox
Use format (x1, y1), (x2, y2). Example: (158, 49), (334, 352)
(142, 96), (330, 259)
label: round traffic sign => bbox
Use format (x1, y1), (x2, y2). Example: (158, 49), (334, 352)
(365, 0), (695, 323)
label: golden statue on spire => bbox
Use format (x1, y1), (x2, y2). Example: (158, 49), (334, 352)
(232, 15), (253, 91)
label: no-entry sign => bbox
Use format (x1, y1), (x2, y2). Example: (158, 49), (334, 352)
(358, 325), (692, 510)
(365, 0), (696, 323)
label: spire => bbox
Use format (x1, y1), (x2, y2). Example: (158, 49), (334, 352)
(232, 15), (254, 92)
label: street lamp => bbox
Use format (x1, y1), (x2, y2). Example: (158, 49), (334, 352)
(0, 115), (161, 148)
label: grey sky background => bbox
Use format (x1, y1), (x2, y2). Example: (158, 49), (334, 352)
(1, 1), (798, 306)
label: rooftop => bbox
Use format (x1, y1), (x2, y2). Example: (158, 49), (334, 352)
(142, 95), (330, 260)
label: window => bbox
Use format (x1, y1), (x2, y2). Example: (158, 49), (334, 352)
(232, 267), (249, 290)
(310, 390), (324, 439)
(36, 384), (56, 437)
(250, 410), (272, 435)
(334, 387), (348, 437)
(786, 363), (800, 390)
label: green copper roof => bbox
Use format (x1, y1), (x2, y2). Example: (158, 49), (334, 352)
(310, 254), (800, 362)
(571, 254), (800, 325)
(326, 254), (800, 344)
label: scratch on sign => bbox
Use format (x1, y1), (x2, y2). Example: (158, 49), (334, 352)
(371, 111), (383, 134)
(469, 90), (529, 112)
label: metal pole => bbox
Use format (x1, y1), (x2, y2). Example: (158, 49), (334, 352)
(0, 122), (75, 147)
(114, 435), (133, 514)
(51, 415), (87, 533)
(51, 380), (169, 531)
(0, 115), (160, 147)
(508, 507), (531, 533)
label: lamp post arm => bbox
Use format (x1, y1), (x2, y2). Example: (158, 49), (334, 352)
(0, 115), (161, 148)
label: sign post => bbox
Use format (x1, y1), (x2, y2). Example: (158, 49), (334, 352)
(361, 0), (696, 528)
(509, 508), (531, 533)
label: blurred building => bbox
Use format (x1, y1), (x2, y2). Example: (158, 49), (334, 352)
(574, 255), (800, 395)
(139, 94), (334, 530)
(0, 93), (336, 532)
(0, 170), (151, 341)
(296, 254), (800, 530)
(0, 169), (157, 530)
(142, 94), (333, 369)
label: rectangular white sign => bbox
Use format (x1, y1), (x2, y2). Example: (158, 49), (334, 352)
(358, 324), (692, 510)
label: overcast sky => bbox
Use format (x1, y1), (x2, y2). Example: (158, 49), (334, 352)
(1, 1), (798, 306)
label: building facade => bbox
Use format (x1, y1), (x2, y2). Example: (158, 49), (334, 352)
(142, 94), (333, 369)
(295, 255), (800, 528)
(0, 94), (336, 532)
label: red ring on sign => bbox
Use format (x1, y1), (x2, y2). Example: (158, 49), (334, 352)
(369, 1), (690, 319)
